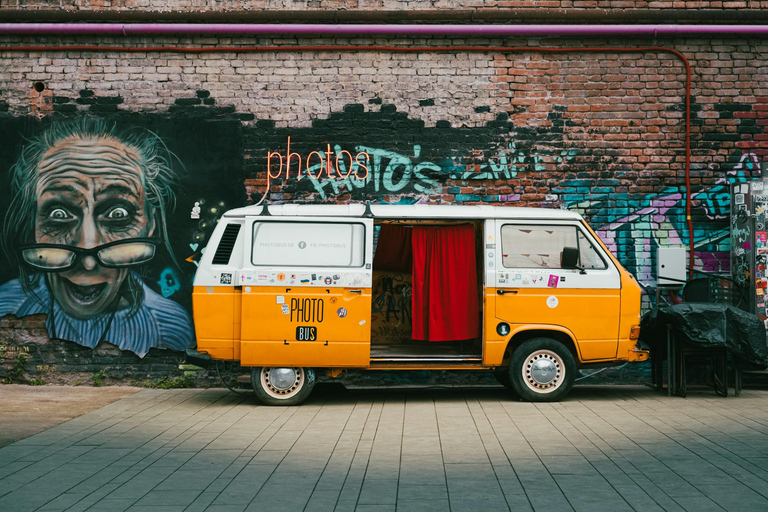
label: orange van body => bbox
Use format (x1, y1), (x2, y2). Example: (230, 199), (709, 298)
(191, 204), (648, 404)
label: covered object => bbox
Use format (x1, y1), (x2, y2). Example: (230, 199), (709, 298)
(640, 303), (768, 368)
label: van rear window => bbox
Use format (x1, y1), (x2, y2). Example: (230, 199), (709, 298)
(251, 222), (365, 267)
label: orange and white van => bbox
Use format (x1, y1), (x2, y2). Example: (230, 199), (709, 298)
(190, 203), (648, 405)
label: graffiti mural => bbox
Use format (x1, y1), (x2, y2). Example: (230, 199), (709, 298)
(186, 198), (229, 268)
(0, 110), (245, 357)
(371, 271), (413, 345)
(0, 118), (192, 357)
(2, 93), (759, 360)
(250, 106), (584, 204)
(556, 149), (762, 290)
(289, 142), (579, 200)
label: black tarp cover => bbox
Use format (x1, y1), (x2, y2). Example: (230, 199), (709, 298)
(640, 303), (768, 368)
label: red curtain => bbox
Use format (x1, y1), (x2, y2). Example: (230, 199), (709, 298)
(412, 224), (479, 342)
(373, 225), (412, 273)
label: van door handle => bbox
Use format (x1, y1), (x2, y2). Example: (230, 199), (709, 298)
(497, 289), (518, 295)
(348, 289), (362, 294)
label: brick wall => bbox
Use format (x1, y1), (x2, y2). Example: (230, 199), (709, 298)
(0, 13), (764, 385)
(0, 314), (223, 387)
(3, 37), (749, 276)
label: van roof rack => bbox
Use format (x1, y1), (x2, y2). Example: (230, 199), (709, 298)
(363, 201), (374, 218)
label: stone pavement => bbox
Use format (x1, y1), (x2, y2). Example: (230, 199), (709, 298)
(0, 385), (139, 448)
(1, 384), (767, 512)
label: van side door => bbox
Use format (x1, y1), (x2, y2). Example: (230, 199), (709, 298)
(238, 216), (373, 368)
(493, 220), (622, 361)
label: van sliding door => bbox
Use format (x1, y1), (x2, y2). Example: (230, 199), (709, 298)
(238, 216), (373, 367)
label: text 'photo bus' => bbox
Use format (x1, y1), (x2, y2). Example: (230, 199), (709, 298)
(190, 204), (648, 405)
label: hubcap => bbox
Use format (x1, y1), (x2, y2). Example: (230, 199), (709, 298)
(260, 367), (304, 399)
(522, 350), (564, 394)
(530, 358), (557, 385)
(269, 368), (297, 390)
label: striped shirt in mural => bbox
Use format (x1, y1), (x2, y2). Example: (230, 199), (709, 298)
(0, 274), (193, 358)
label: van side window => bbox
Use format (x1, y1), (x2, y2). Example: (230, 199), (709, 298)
(251, 222), (365, 267)
(578, 231), (608, 270)
(501, 224), (577, 269)
(501, 224), (608, 270)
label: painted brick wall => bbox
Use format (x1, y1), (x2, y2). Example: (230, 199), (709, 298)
(3, 36), (757, 276)
(0, 23), (764, 386)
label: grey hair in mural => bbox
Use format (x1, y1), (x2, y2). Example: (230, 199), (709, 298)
(0, 118), (193, 357)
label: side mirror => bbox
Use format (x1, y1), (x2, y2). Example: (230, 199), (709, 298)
(561, 247), (584, 272)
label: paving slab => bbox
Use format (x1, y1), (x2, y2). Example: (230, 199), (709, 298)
(2, 385), (768, 511)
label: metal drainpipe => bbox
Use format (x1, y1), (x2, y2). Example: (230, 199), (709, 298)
(0, 23), (766, 36)
(2, 21), (760, 273)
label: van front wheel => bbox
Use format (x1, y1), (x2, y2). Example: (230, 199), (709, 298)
(251, 367), (316, 406)
(509, 338), (575, 402)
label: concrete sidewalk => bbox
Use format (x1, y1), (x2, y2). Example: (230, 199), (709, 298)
(1, 385), (767, 512)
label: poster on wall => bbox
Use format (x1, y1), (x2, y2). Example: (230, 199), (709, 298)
(0, 115), (245, 357)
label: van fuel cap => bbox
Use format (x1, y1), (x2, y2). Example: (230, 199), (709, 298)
(496, 323), (510, 336)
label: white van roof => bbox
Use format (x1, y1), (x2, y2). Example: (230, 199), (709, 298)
(222, 203), (583, 221)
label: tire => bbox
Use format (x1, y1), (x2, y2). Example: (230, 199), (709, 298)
(508, 338), (576, 402)
(251, 367), (316, 406)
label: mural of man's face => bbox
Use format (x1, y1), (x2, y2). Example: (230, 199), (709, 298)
(35, 135), (155, 319)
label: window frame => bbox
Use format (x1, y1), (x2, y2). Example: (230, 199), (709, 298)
(250, 220), (367, 269)
(576, 229), (609, 271)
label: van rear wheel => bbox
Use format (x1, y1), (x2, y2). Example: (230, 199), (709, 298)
(509, 338), (575, 402)
(251, 367), (315, 406)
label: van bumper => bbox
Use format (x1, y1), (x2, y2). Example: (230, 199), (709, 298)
(627, 345), (650, 362)
(185, 347), (213, 368)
